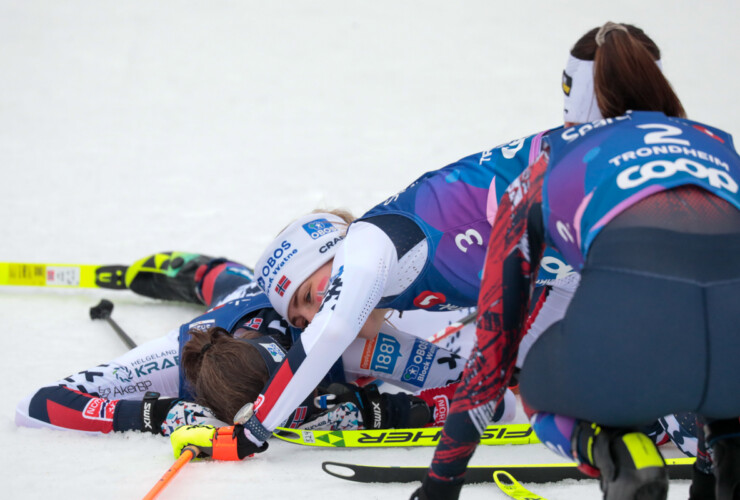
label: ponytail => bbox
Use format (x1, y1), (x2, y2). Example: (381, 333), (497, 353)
(570, 22), (686, 119)
(181, 327), (269, 423)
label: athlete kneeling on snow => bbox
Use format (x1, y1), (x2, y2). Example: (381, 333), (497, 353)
(414, 22), (740, 500)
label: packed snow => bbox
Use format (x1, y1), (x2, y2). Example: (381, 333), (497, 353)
(2, 1), (739, 498)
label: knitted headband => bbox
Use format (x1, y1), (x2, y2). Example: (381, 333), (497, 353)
(255, 213), (347, 320)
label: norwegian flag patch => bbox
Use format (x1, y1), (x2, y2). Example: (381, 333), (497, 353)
(275, 275), (291, 297)
(243, 317), (263, 330)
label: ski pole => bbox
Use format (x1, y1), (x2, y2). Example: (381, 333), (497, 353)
(89, 299), (137, 349)
(142, 446), (200, 500)
(425, 309), (477, 344)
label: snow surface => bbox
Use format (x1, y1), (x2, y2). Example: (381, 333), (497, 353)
(2, 1), (739, 498)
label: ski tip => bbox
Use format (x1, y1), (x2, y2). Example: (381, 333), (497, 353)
(271, 428), (304, 445)
(493, 471), (547, 500)
(273, 428), (300, 439)
(493, 470), (517, 489)
(322, 461), (358, 480)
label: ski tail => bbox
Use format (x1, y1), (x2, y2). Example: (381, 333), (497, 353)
(0, 262), (127, 289)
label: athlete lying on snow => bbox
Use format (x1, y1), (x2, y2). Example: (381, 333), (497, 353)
(163, 127), (612, 457)
(16, 251), (508, 437)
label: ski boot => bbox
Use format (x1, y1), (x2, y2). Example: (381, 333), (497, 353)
(125, 251), (222, 304)
(571, 421), (668, 499)
(706, 418), (740, 500)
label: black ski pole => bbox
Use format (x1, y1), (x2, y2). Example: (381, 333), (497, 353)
(89, 299), (137, 349)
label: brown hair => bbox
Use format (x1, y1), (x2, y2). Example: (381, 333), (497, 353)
(181, 327), (269, 423)
(571, 23), (686, 119)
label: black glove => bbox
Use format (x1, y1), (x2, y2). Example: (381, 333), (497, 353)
(383, 391), (432, 428)
(318, 383), (431, 429)
(141, 391), (180, 434)
(232, 423), (270, 459)
(409, 475), (464, 500)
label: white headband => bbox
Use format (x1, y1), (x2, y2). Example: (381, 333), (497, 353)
(562, 54), (663, 124)
(255, 213), (347, 321)
(562, 55), (602, 124)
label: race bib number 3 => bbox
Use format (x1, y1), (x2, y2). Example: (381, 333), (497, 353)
(370, 333), (402, 374)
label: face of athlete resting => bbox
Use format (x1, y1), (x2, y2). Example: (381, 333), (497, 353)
(287, 260), (333, 329)
(288, 259), (387, 339)
(256, 211), (387, 340)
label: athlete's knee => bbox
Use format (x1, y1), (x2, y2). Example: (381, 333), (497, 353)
(200, 262), (254, 306)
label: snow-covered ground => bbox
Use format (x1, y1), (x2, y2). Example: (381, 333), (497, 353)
(2, 1), (738, 498)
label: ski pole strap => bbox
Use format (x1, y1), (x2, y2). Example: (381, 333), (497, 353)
(242, 413), (272, 442)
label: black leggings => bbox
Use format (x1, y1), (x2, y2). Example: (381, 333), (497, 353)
(520, 226), (740, 427)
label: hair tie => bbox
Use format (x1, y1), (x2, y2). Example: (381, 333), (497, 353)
(595, 21), (628, 46)
(201, 343), (213, 355)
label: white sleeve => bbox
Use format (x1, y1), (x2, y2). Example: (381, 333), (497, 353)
(258, 222), (399, 431)
(55, 327), (183, 399)
(301, 221), (399, 350)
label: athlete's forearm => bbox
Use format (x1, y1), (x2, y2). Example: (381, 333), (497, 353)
(16, 385), (147, 433)
(15, 329), (182, 433)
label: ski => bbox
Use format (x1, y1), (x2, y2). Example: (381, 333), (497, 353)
(320, 457), (695, 484)
(273, 423), (539, 448)
(0, 262), (128, 289)
(494, 471), (547, 499)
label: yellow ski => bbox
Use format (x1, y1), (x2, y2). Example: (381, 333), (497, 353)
(273, 423), (539, 448)
(0, 262), (127, 289)
(494, 470), (547, 500)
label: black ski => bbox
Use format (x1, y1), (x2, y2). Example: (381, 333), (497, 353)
(321, 457), (695, 484)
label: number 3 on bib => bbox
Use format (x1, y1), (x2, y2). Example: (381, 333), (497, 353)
(455, 228), (484, 253)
